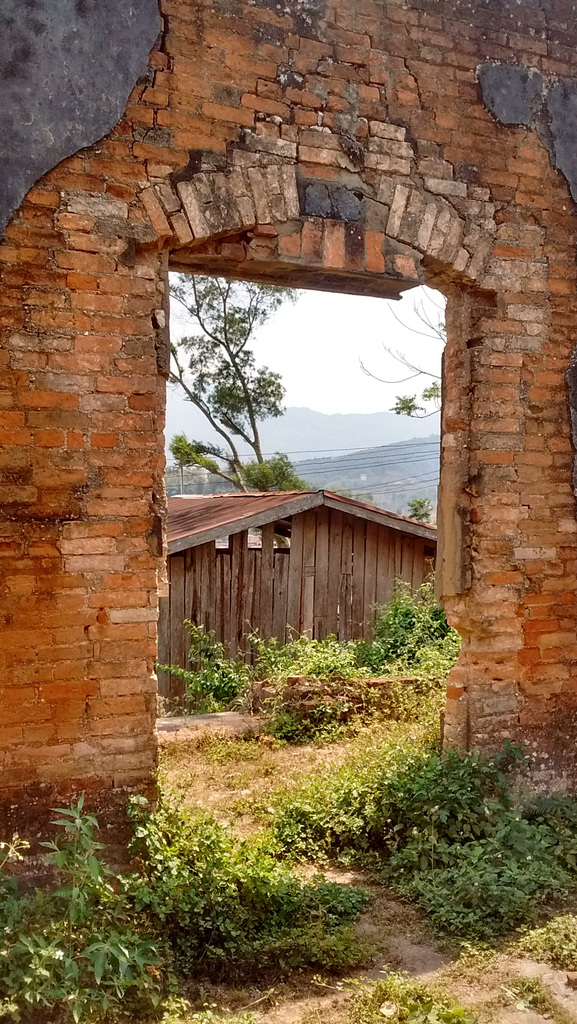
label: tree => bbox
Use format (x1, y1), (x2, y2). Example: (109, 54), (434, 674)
(242, 453), (309, 492)
(169, 275), (298, 491)
(407, 497), (434, 523)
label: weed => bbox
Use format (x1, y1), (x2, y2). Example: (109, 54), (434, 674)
(156, 622), (252, 710)
(357, 580), (460, 679)
(0, 797), (164, 1023)
(127, 795), (372, 978)
(499, 976), (574, 1024)
(519, 914), (577, 970)
(348, 974), (477, 1023)
(272, 742), (577, 940)
(157, 582), (460, 721)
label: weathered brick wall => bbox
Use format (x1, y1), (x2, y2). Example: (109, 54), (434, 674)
(3, 0), (577, 818)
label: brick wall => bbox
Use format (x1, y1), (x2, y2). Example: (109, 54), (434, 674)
(3, 0), (577, 819)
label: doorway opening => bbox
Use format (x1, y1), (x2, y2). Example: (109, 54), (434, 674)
(158, 270), (452, 714)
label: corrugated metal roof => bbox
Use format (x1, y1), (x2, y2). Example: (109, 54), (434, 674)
(167, 490), (437, 554)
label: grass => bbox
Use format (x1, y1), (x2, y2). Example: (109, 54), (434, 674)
(347, 975), (477, 1024)
(518, 913), (577, 970)
(269, 741), (577, 941)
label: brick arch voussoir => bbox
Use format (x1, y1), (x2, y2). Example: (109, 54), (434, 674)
(136, 151), (497, 292)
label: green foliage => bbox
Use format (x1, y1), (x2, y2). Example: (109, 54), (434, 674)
(349, 975), (476, 1024)
(127, 796), (371, 978)
(250, 583), (459, 684)
(0, 797), (164, 1023)
(272, 742), (577, 940)
(157, 622), (252, 710)
(242, 452), (308, 491)
(406, 498), (433, 523)
(519, 914), (577, 970)
(249, 631), (363, 683)
(158, 583), (458, 723)
(392, 382), (441, 419)
(169, 433), (237, 486)
(357, 581), (460, 678)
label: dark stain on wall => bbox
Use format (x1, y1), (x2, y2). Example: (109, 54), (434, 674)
(478, 61), (577, 203)
(0, 0), (161, 241)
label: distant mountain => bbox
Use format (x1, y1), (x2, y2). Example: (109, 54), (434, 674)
(293, 436), (440, 515)
(165, 390), (440, 458)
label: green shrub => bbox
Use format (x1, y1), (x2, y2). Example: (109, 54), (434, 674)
(348, 974), (477, 1024)
(157, 581), (459, 719)
(272, 742), (577, 940)
(357, 580), (460, 678)
(0, 798), (164, 1023)
(519, 914), (577, 969)
(127, 796), (371, 977)
(249, 632), (362, 683)
(156, 622), (252, 710)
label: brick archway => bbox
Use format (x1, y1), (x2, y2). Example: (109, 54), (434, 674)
(2, 0), (577, 825)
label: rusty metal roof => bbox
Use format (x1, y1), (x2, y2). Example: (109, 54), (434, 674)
(167, 490), (437, 554)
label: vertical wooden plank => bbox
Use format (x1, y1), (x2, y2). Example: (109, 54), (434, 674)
(260, 523), (274, 638)
(215, 552), (224, 645)
(376, 526), (393, 609)
(244, 549), (255, 654)
(184, 547), (193, 624)
(363, 520), (379, 639)
(326, 508), (342, 637)
(351, 517), (366, 639)
(393, 531), (402, 584)
(313, 507), (330, 639)
(230, 531), (247, 657)
(401, 536), (414, 586)
(340, 518), (353, 640)
(286, 513), (304, 637)
(412, 538), (425, 593)
(169, 553), (186, 701)
(272, 551), (289, 642)
(156, 592), (170, 697)
(301, 510), (317, 638)
(223, 549), (233, 656)
(204, 541), (216, 635)
(251, 548), (261, 655)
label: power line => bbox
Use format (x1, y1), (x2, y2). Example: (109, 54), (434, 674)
(263, 439), (440, 457)
(299, 454), (439, 477)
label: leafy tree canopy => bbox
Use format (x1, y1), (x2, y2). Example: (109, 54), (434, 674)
(169, 275), (302, 491)
(407, 497), (434, 523)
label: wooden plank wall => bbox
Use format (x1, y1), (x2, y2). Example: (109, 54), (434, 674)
(158, 509), (436, 693)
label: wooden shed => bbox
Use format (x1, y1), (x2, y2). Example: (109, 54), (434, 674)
(158, 490), (437, 696)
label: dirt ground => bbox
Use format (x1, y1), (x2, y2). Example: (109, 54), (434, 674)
(159, 720), (577, 1024)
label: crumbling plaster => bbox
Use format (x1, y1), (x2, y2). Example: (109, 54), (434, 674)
(0, 0), (161, 240)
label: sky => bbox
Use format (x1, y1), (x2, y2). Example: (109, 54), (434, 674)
(167, 280), (445, 435)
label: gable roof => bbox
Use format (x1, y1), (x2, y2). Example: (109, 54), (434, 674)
(167, 490), (437, 554)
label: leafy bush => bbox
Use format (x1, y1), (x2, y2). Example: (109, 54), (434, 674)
(249, 632), (363, 683)
(157, 581), (459, 719)
(357, 580), (460, 678)
(519, 914), (577, 969)
(128, 796), (371, 977)
(0, 798), (164, 1023)
(348, 974), (477, 1024)
(156, 622), (252, 710)
(272, 742), (577, 940)
(250, 581), (459, 684)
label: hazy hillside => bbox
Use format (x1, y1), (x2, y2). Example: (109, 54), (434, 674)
(293, 436), (439, 515)
(166, 391), (440, 457)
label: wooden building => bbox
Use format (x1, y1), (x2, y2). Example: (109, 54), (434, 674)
(158, 491), (437, 697)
